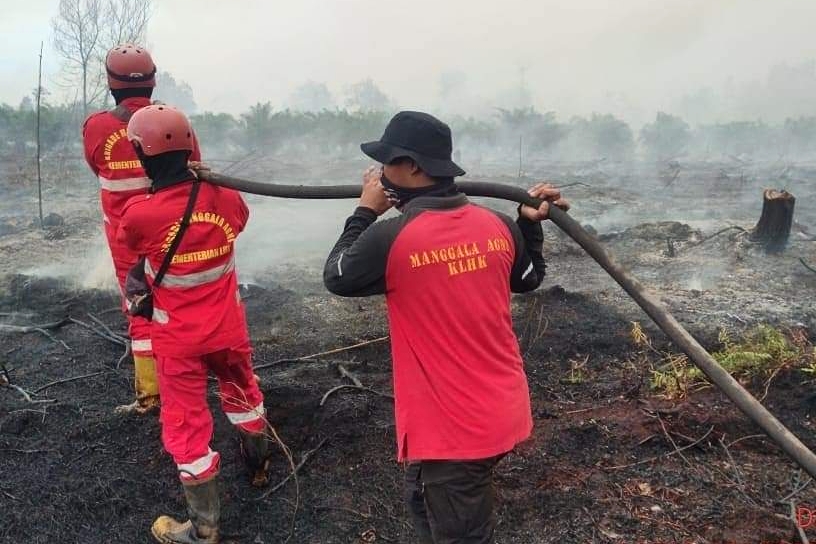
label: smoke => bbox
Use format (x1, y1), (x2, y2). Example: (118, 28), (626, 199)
(235, 196), (357, 283)
(19, 232), (119, 291)
(5, 0), (816, 302)
(683, 261), (728, 292)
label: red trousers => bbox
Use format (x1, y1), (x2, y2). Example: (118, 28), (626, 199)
(103, 216), (152, 356)
(155, 342), (265, 482)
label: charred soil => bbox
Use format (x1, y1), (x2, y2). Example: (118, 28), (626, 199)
(2, 159), (816, 543)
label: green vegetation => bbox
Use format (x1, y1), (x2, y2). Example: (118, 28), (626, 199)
(4, 96), (816, 164)
(633, 323), (815, 398)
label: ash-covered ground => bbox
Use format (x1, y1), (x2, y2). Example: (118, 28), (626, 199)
(1, 158), (816, 543)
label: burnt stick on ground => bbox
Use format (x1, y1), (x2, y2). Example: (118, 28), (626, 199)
(67, 317), (127, 347)
(0, 318), (71, 349)
(31, 370), (109, 395)
(86, 313), (128, 344)
(319, 384), (394, 407)
(257, 437), (330, 499)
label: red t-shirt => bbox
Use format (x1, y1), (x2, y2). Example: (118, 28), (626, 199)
(324, 193), (546, 461)
(117, 181), (250, 357)
(386, 206), (534, 460)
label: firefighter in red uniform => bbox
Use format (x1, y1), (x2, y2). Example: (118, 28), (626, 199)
(118, 105), (272, 544)
(324, 111), (569, 544)
(82, 43), (200, 414)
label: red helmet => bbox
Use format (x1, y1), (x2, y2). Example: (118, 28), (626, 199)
(127, 105), (194, 156)
(106, 43), (156, 90)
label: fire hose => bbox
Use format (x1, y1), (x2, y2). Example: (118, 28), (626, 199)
(197, 169), (816, 479)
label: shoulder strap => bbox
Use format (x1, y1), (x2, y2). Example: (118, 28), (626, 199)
(109, 104), (133, 123)
(153, 181), (200, 288)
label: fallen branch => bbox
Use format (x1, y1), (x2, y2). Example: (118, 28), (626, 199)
(312, 505), (373, 519)
(778, 472), (813, 504)
(603, 425), (714, 471)
(116, 342), (131, 369)
(31, 371), (108, 394)
(2, 381), (31, 402)
(565, 407), (595, 415)
(718, 435), (756, 505)
(1, 489), (19, 501)
(0, 365), (55, 404)
(306, 337), (389, 359)
(658, 415), (692, 468)
(0, 318), (71, 350)
(727, 434), (765, 449)
(0, 319), (68, 333)
(761, 365), (784, 402)
(258, 437), (329, 499)
(0, 448), (55, 454)
(685, 226), (748, 251)
(86, 313), (128, 344)
(252, 358), (316, 371)
(68, 317), (128, 347)
(253, 336), (389, 372)
(320, 362), (392, 405)
(337, 363), (363, 387)
(0, 382), (56, 404)
(320, 385), (394, 407)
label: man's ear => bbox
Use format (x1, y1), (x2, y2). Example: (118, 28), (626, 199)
(408, 159), (421, 175)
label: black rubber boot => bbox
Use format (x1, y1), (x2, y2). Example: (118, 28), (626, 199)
(239, 429), (273, 487)
(151, 477), (220, 543)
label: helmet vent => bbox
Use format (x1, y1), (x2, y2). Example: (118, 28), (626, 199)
(165, 134), (172, 140)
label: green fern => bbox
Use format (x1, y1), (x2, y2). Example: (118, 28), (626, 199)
(650, 325), (807, 397)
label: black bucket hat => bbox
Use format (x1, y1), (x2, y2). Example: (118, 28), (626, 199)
(361, 111), (466, 177)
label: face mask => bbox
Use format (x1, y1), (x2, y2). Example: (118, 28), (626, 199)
(379, 172), (404, 207)
(380, 171), (446, 210)
(135, 147), (193, 191)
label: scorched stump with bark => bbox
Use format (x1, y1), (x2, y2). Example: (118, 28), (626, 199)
(750, 189), (795, 253)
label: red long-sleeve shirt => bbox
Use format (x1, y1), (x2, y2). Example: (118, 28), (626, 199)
(117, 180), (250, 357)
(82, 97), (201, 226)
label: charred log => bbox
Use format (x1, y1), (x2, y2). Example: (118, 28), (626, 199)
(750, 189), (795, 253)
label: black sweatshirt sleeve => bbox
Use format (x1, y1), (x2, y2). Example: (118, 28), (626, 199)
(495, 211), (546, 293)
(323, 207), (401, 297)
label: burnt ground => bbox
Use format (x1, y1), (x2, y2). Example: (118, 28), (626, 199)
(2, 158), (816, 543)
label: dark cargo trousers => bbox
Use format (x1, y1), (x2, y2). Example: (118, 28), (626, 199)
(404, 455), (504, 544)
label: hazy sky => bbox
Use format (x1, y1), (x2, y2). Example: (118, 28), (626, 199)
(3, 0), (816, 122)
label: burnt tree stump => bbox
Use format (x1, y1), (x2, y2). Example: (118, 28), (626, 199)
(750, 189), (795, 253)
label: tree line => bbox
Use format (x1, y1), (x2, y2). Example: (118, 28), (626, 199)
(4, 100), (816, 163)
